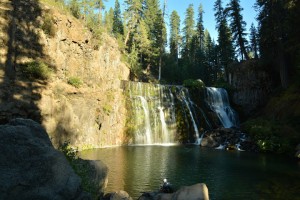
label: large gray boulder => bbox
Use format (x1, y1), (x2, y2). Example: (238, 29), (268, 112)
(103, 190), (133, 200)
(0, 118), (90, 200)
(138, 183), (209, 200)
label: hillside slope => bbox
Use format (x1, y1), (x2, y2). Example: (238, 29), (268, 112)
(0, 0), (130, 149)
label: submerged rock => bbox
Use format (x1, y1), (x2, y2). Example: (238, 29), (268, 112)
(0, 118), (90, 200)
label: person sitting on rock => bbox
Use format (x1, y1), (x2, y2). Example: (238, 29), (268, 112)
(160, 178), (173, 193)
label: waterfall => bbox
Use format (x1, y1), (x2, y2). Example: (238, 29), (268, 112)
(124, 82), (176, 144)
(123, 82), (205, 145)
(205, 87), (239, 128)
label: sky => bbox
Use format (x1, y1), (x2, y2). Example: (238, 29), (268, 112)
(105, 0), (258, 42)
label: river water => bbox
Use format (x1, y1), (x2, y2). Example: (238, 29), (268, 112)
(79, 146), (300, 200)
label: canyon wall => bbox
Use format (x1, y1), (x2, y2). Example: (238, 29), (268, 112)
(228, 60), (273, 117)
(0, 0), (130, 149)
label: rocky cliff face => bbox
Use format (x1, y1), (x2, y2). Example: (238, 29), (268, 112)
(0, 0), (130, 149)
(228, 60), (273, 117)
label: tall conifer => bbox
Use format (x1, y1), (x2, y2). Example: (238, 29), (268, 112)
(227, 0), (249, 60)
(113, 0), (124, 36)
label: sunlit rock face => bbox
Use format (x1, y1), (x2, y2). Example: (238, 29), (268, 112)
(0, 0), (130, 150)
(228, 60), (273, 117)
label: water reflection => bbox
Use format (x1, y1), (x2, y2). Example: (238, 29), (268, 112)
(80, 146), (300, 200)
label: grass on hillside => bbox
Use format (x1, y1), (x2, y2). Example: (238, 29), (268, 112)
(40, 0), (69, 14)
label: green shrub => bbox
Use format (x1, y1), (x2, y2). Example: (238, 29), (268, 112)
(183, 79), (205, 89)
(102, 104), (112, 115)
(68, 77), (82, 88)
(41, 14), (56, 37)
(59, 141), (100, 199)
(59, 141), (78, 162)
(213, 80), (234, 92)
(243, 118), (294, 153)
(21, 61), (52, 80)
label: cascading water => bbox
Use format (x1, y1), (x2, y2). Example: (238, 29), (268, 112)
(177, 88), (200, 143)
(123, 82), (239, 145)
(158, 106), (169, 143)
(205, 87), (239, 128)
(123, 81), (204, 145)
(138, 96), (152, 144)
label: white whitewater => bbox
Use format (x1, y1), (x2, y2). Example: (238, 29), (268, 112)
(205, 87), (239, 128)
(158, 106), (170, 143)
(195, 133), (204, 145)
(138, 96), (152, 144)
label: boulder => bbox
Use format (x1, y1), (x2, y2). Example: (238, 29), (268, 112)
(138, 183), (209, 200)
(103, 190), (133, 200)
(73, 158), (109, 195)
(0, 118), (91, 200)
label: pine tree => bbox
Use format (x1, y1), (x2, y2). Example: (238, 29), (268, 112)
(255, 0), (294, 88)
(112, 0), (124, 36)
(194, 3), (206, 80)
(124, 0), (143, 46)
(135, 19), (151, 56)
(104, 8), (114, 34)
(249, 23), (258, 59)
(143, 0), (166, 77)
(169, 10), (181, 63)
(95, 0), (107, 24)
(214, 0), (235, 80)
(182, 4), (195, 61)
(226, 0), (249, 60)
(196, 4), (205, 52)
(203, 29), (216, 84)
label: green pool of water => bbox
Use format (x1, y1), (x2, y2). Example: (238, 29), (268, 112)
(80, 146), (300, 199)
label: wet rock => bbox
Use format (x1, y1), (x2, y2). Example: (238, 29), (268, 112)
(200, 135), (218, 148)
(201, 128), (256, 152)
(0, 118), (91, 200)
(74, 159), (109, 196)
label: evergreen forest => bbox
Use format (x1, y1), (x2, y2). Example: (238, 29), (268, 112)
(62, 0), (299, 89)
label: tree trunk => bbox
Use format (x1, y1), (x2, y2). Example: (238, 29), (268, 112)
(278, 40), (289, 88)
(124, 30), (131, 47)
(5, 6), (17, 79)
